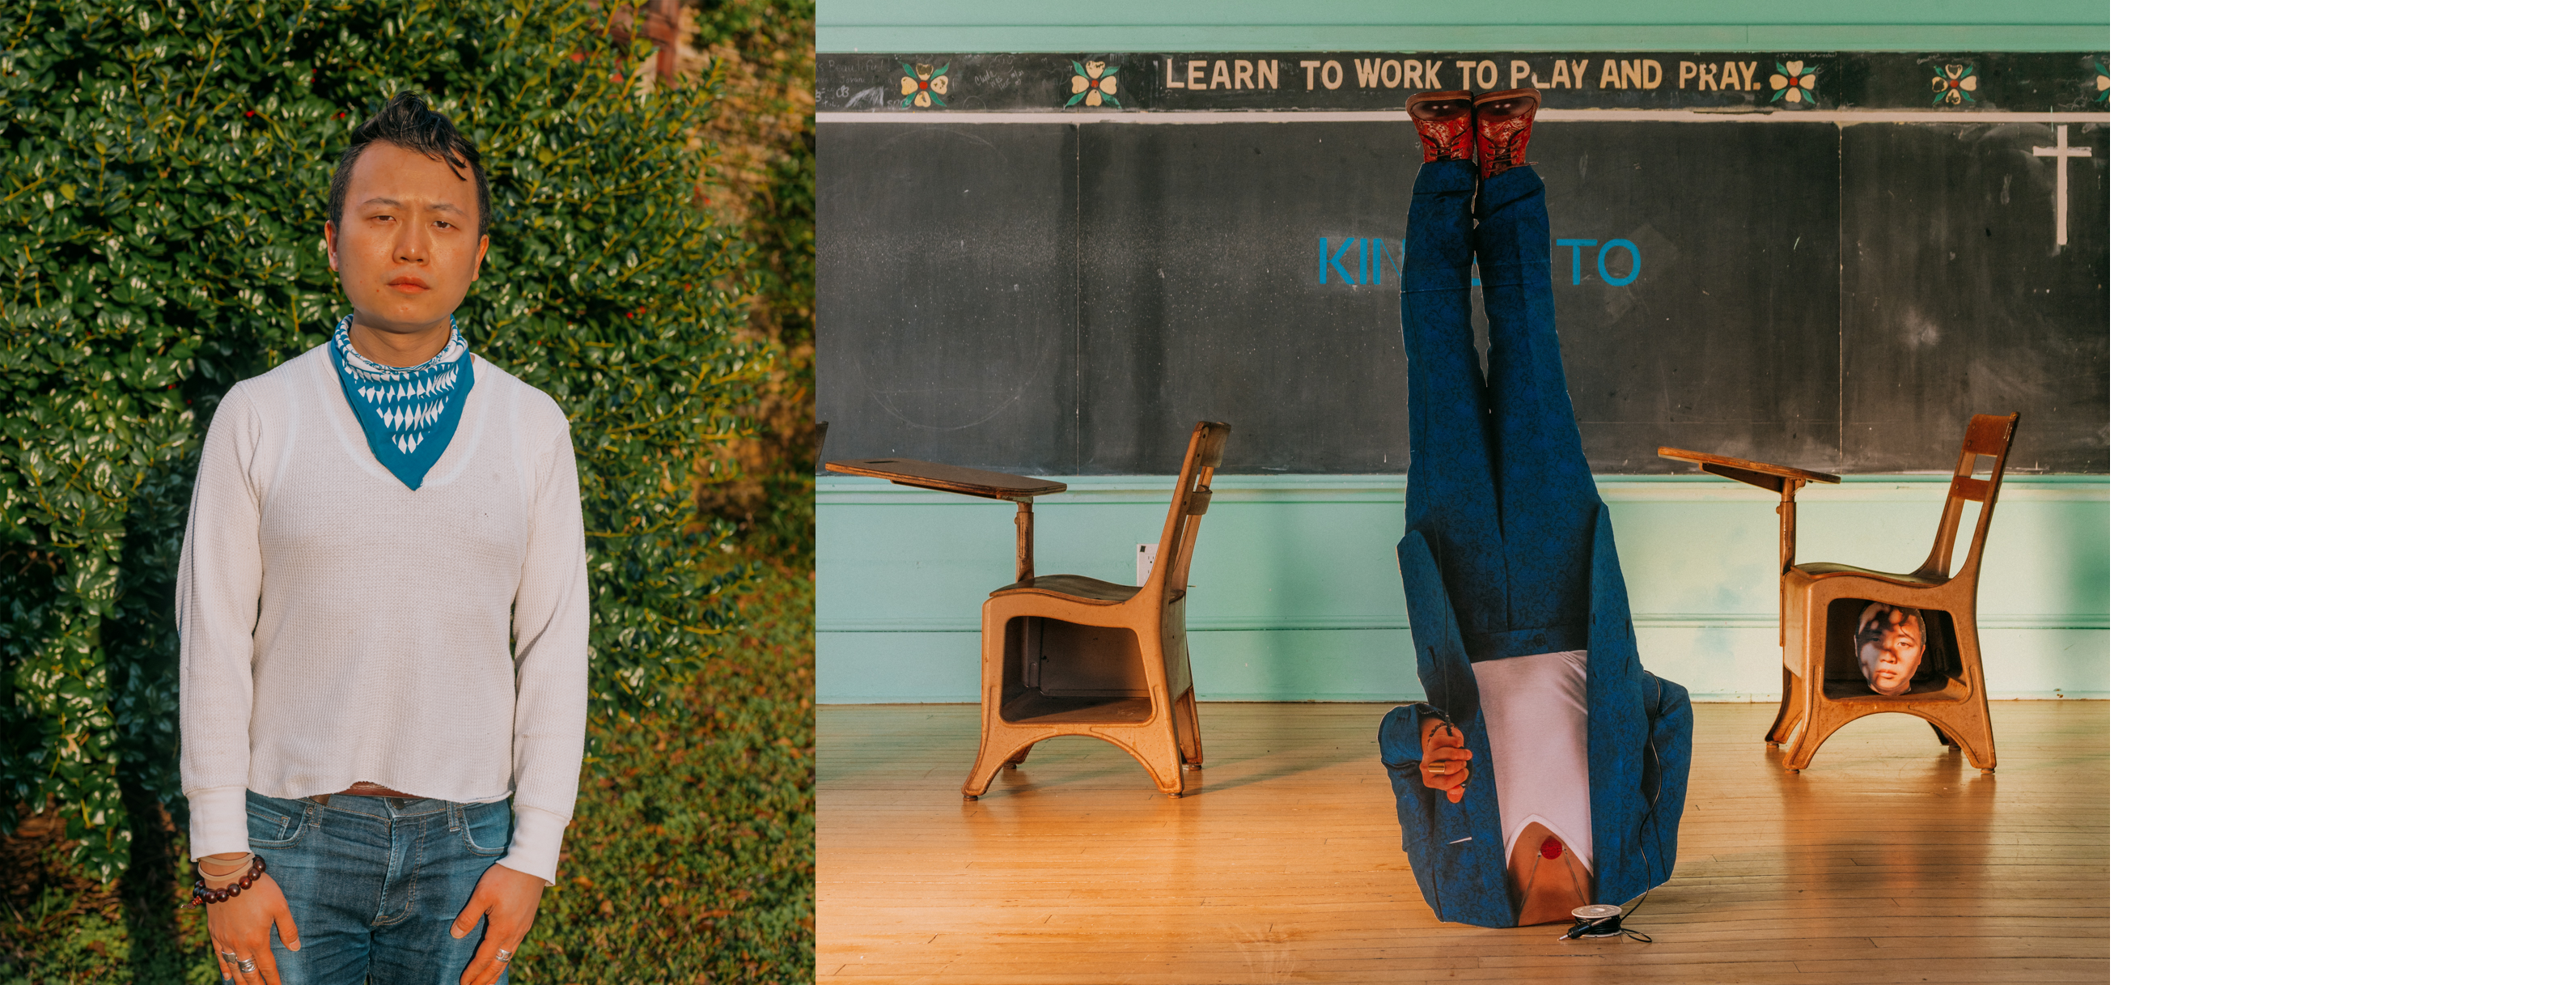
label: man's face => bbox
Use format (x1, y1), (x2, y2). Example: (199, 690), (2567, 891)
(1863, 609), (1926, 696)
(324, 142), (489, 336)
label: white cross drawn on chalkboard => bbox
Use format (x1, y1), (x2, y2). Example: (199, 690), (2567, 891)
(2032, 125), (2095, 246)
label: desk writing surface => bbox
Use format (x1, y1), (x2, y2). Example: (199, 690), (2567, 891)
(1657, 447), (1843, 490)
(823, 457), (1069, 500)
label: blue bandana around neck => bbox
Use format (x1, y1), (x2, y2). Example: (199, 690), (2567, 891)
(327, 315), (475, 490)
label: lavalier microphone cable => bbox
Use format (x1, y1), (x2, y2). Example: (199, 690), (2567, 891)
(1561, 889), (1654, 942)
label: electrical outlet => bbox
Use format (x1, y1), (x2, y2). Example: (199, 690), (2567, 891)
(1136, 542), (1158, 584)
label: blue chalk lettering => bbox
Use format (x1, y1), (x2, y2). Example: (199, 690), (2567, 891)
(1328, 236), (1359, 285)
(1598, 238), (1640, 286)
(1556, 239), (1598, 285)
(1317, 236), (1328, 284)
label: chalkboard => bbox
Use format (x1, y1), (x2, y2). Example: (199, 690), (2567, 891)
(817, 118), (2108, 475)
(1839, 123), (2111, 473)
(818, 123), (1079, 472)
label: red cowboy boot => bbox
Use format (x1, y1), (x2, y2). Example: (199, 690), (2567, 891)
(1406, 90), (1473, 163)
(1472, 88), (1540, 179)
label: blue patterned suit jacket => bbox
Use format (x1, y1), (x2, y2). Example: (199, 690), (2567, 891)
(1377, 505), (1693, 928)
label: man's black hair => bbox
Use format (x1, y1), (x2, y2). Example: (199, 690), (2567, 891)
(326, 92), (489, 239)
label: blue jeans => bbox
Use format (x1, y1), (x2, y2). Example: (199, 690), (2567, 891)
(1402, 159), (1600, 663)
(244, 790), (511, 985)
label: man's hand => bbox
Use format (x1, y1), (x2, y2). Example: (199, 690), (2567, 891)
(204, 860), (298, 985)
(450, 863), (547, 985)
(1418, 716), (1472, 803)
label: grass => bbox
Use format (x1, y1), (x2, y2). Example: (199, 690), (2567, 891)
(0, 559), (816, 983)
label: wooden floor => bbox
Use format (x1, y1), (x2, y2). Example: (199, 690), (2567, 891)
(819, 701), (2107, 983)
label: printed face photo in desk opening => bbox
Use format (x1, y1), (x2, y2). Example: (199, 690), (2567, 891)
(1837, 601), (1961, 697)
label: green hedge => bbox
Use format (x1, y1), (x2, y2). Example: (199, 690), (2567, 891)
(0, 0), (765, 881)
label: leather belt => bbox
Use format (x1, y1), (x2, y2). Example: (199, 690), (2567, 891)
(315, 781), (422, 805)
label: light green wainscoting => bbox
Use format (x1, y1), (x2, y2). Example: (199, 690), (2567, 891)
(817, 474), (2106, 703)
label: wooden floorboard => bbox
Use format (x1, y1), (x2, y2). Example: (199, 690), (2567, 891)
(820, 701), (2108, 983)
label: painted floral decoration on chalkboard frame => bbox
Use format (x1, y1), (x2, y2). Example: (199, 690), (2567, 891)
(1932, 64), (1977, 106)
(2093, 57), (2110, 104)
(900, 62), (950, 108)
(1068, 61), (1121, 107)
(1769, 61), (1818, 104)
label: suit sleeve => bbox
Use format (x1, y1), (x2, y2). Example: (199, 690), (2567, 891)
(496, 397), (590, 884)
(1379, 702), (1449, 789)
(1397, 531), (1479, 724)
(1379, 702), (1453, 892)
(1643, 674), (1693, 885)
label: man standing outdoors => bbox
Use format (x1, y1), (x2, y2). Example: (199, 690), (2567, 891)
(180, 93), (588, 985)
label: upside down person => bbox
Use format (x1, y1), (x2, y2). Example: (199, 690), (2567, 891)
(1375, 87), (1694, 929)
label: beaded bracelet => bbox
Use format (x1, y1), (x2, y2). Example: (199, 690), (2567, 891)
(189, 855), (267, 906)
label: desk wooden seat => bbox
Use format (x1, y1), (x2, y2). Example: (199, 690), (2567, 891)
(990, 575), (1145, 605)
(1790, 563), (1944, 588)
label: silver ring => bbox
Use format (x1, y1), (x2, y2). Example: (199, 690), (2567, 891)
(495, 948), (513, 964)
(235, 957), (257, 973)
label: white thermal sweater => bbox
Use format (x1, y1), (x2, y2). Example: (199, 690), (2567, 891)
(178, 342), (589, 883)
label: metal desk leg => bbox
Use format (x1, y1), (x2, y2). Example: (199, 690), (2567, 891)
(1777, 478), (1803, 647)
(1015, 499), (1035, 584)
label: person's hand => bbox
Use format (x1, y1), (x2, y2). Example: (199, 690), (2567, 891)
(451, 863), (547, 985)
(1418, 716), (1472, 803)
(204, 859), (297, 985)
